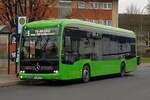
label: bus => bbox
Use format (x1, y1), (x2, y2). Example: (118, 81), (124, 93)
(19, 19), (138, 82)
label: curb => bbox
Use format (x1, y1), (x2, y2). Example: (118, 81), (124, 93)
(0, 81), (20, 87)
(0, 80), (46, 87)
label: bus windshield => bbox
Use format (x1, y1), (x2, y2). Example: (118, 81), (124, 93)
(21, 27), (59, 61)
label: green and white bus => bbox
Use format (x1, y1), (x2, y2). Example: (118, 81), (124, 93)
(19, 19), (138, 82)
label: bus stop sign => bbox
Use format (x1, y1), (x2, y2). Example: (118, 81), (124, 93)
(17, 16), (26, 34)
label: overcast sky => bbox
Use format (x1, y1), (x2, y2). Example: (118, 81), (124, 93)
(119, 0), (149, 13)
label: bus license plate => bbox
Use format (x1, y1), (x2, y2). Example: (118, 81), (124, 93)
(33, 77), (43, 80)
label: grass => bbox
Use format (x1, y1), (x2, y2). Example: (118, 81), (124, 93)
(141, 57), (150, 64)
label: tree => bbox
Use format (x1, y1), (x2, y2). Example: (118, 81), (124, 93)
(147, 0), (150, 14)
(125, 3), (141, 14)
(0, 0), (57, 32)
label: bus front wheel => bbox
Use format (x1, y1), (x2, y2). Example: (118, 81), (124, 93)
(82, 65), (90, 83)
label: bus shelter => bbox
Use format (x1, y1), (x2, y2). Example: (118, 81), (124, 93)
(0, 25), (16, 74)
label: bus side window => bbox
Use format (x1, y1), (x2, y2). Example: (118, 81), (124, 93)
(102, 35), (111, 60)
(64, 36), (71, 52)
(62, 28), (79, 64)
(130, 38), (136, 57)
(91, 33), (102, 60)
(110, 35), (118, 59)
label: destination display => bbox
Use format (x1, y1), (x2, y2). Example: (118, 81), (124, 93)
(25, 28), (58, 36)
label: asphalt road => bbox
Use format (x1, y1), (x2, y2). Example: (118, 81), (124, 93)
(0, 66), (150, 100)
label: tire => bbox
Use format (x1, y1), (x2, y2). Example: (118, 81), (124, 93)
(120, 63), (126, 77)
(82, 65), (90, 83)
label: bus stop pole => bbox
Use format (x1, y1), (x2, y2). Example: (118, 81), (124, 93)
(15, 20), (19, 74)
(15, 0), (19, 74)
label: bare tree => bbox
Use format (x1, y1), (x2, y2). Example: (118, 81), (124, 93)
(125, 3), (141, 14)
(147, 0), (150, 14)
(0, 0), (57, 32)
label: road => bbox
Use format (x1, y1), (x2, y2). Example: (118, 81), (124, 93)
(0, 66), (150, 100)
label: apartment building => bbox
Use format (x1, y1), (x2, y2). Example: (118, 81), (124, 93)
(49, 0), (119, 27)
(0, 0), (119, 27)
(119, 14), (150, 56)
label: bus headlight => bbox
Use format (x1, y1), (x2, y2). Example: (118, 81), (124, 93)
(20, 75), (23, 79)
(54, 70), (58, 73)
(20, 70), (25, 73)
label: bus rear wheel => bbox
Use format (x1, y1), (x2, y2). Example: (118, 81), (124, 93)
(120, 63), (126, 77)
(82, 65), (90, 83)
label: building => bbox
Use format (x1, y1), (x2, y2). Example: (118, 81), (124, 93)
(0, 0), (119, 27)
(0, 26), (16, 74)
(39, 0), (119, 27)
(55, 0), (119, 27)
(119, 14), (150, 56)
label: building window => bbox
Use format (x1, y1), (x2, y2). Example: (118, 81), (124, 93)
(78, 1), (86, 8)
(85, 19), (98, 24)
(101, 20), (112, 26)
(86, 19), (91, 22)
(59, 0), (72, 8)
(99, 19), (112, 26)
(102, 3), (112, 10)
(89, 19), (95, 23)
(96, 20), (99, 24)
(99, 20), (103, 24)
(89, 2), (98, 9)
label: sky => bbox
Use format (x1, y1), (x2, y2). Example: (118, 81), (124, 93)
(119, 0), (149, 13)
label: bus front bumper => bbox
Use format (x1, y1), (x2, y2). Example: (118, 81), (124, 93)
(19, 72), (59, 80)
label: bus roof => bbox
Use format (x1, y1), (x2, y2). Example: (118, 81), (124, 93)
(25, 19), (136, 38)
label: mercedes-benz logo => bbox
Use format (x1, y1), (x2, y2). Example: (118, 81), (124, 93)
(35, 62), (40, 71)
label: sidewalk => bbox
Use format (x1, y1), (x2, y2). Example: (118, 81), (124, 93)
(0, 59), (19, 87)
(0, 74), (20, 87)
(140, 63), (150, 67)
